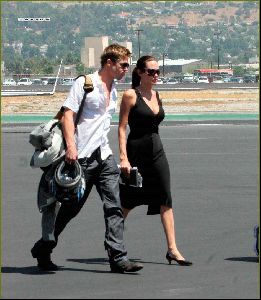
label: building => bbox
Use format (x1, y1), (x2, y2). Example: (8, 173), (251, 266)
(81, 36), (109, 69)
(158, 58), (206, 74)
(81, 36), (132, 70)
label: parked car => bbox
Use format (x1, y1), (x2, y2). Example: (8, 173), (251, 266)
(212, 76), (224, 83)
(162, 77), (170, 84)
(17, 78), (32, 85)
(3, 78), (16, 86)
(243, 75), (256, 83)
(40, 77), (55, 85)
(166, 78), (179, 84)
(229, 77), (244, 83)
(182, 74), (195, 83)
(197, 76), (209, 83)
(157, 78), (163, 84)
(47, 77), (57, 84)
(223, 77), (231, 83)
(31, 78), (43, 85)
(62, 77), (75, 85)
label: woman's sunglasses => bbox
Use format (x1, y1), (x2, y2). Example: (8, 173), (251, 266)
(144, 68), (160, 76)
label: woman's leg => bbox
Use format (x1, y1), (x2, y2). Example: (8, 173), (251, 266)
(160, 205), (185, 260)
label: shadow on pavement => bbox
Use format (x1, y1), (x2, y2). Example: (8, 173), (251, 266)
(1, 265), (117, 275)
(68, 257), (167, 266)
(1, 266), (56, 275)
(225, 256), (258, 263)
(1, 258), (145, 275)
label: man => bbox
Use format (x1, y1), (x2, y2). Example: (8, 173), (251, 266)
(31, 44), (143, 274)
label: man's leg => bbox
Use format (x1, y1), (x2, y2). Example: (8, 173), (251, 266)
(96, 155), (143, 273)
(31, 173), (93, 271)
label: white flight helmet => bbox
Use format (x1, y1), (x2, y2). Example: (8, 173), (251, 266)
(53, 160), (86, 203)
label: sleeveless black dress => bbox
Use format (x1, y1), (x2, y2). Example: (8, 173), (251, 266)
(120, 89), (172, 215)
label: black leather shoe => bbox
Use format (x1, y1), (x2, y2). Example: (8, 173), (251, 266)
(31, 248), (58, 271)
(110, 260), (143, 273)
(37, 257), (58, 271)
(31, 239), (58, 271)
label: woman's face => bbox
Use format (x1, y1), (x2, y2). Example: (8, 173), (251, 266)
(139, 60), (160, 85)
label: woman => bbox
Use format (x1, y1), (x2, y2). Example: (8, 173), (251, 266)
(118, 55), (192, 266)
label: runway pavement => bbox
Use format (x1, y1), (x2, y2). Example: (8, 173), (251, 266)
(1, 123), (259, 299)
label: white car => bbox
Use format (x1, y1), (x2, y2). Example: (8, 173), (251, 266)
(62, 78), (75, 85)
(197, 76), (209, 83)
(17, 78), (32, 85)
(3, 78), (17, 86)
(166, 78), (179, 84)
(182, 74), (195, 83)
(212, 76), (224, 83)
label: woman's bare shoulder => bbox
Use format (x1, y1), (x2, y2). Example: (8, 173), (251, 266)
(122, 88), (136, 98)
(122, 89), (136, 105)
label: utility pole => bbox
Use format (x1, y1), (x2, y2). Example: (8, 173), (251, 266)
(162, 53), (167, 77)
(214, 23), (221, 69)
(135, 29), (143, 59)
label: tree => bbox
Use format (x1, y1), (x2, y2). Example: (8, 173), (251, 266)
(43, 65), (54, 74)
(76, 62), (85, 75)
(233, 66), (245, 76)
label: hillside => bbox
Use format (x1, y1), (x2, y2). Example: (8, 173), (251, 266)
(1, 1), (259, 75)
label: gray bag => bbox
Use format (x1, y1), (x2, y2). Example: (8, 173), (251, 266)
(29, 75), (94, 168)
(30, 120), (65, 168)
(29, 119), (61, 150)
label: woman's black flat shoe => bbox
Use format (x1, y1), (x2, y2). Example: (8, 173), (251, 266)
(166, 252), (193, 266)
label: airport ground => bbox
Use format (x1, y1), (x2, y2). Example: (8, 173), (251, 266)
(1, 124), (259, 299)
(1, 85), (259, 298)
(1, 87), (259, 115)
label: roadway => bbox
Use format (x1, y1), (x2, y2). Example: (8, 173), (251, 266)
(1, 82), (259, 94)
(1, 123), (259, 299)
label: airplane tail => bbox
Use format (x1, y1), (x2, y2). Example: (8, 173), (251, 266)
(51, 59), (63, 95)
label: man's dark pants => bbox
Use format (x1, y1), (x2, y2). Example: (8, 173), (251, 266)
(32, 148), (128, 263)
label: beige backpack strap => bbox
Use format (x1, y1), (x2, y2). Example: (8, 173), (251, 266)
(83, 75), (94, 93)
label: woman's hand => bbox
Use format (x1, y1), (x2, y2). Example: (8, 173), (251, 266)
(120, 159), (132, 177)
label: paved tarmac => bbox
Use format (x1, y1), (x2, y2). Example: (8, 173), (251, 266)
(1, 82), (259, 93)
(1, 123), (259, 299)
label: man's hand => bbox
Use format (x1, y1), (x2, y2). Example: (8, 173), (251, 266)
(65, 144), (78, 164)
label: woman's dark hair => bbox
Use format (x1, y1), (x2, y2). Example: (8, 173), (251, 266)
(132, 55), (156, 89)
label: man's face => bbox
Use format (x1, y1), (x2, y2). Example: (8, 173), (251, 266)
(111, 57), (130, 80)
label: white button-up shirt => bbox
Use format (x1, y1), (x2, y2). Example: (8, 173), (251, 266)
(63, 71), (117, 160)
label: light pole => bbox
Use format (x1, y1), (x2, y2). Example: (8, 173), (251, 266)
(214, 23), (221, 69)
(162, 53), (168, 77)
(135, 29), (143, 59)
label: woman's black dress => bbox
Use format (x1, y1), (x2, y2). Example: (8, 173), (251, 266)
(120, 89), (173, 215)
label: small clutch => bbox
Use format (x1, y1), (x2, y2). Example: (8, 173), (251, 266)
(119, 166), (143, 188)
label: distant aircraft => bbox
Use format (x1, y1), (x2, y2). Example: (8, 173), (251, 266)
(1, 59), (63, 97)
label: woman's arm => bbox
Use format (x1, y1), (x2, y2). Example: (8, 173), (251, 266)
(118, 89), (136, 176)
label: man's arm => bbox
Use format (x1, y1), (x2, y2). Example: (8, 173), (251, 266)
(62, 108), (78, 163)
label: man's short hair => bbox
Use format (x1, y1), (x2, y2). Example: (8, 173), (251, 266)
(100, 44), (131, 67)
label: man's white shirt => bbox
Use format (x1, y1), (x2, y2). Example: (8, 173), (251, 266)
(63, 71), (117, 160)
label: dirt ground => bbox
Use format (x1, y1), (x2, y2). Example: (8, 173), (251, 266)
(1, 88), (259, 115)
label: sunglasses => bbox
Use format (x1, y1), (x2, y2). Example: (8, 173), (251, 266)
(119, 62), (130, 69)
(144, 68), (160, 76)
